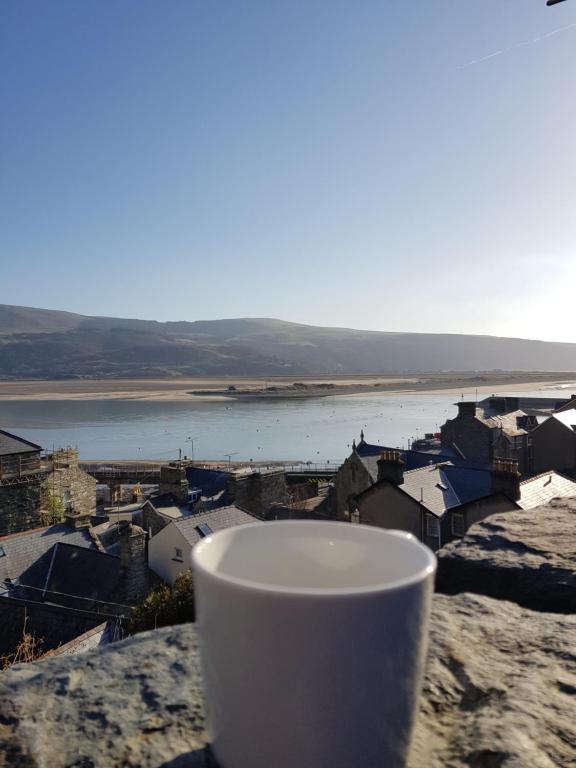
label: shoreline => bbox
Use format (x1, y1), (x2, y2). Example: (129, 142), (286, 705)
(0, 374), (575, 402)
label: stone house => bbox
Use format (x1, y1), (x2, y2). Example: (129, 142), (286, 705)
(333, 433), (457, 519)
(442, 460), (576, 544)
(0, 430), (44, 536)
(528, 408), (576, 477)
(41, 448), (97, 526)
(440, 401), (537, 473)
(148, 505), (257, 585)
(0, 436), (98, 536)
(354, 451), (515, 551)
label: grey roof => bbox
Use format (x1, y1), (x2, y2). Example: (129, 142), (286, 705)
(0, 524), (95, 584)
(44, 544), (123, 610)
(400, 464), (461, 516)
(356, 442), (457, 482)
(0, 429), (42, 457)
(173, 505), (256, 546)
(517, 472), (576, 510)
(478, 410), (531, 438)
(355, 440), (496, 515)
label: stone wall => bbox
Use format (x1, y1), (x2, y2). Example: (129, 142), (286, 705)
(41, 449), (97, 522)
(227, 470), (288, 518)
(0, 482), (43, 537)
(440, 411), (492, 463)
(118, 523), (148, 604)
(0, 597), (106, 658)
(436, 498), (576, 613)
(0, 501), (574, 766)
(0, 590), (573, 767)
(332, 451), (374, 518)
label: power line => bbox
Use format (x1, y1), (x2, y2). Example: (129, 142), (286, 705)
(4, 580), (133, 611)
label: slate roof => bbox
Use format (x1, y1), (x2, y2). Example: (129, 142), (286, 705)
(356, 441), (459, 482)
(356, 441), (486, 483)
(517, 472), (576, 510)
(0, 429), (42, 457)
(400, 464), (461, 516)
(356, 457), (501, 517)
(478, 410), (531, 438)
(548, 408), (576, 431)
(173, 505), (256, 547)
(43, 544), (123, 611)
(0, 524), (94, 585)
(441, 465), (492, 505)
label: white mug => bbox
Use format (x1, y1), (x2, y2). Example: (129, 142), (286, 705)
(192, 520), (436, 768)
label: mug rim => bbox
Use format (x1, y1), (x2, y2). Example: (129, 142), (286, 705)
(192, 520), (436, 597)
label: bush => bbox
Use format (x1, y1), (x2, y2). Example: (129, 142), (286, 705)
(128, 570), (195, 634)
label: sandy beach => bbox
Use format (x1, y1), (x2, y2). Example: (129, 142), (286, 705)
(0, 373), (574, 402)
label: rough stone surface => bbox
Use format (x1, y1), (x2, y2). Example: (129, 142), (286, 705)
(0, 483), (44, 537)
(0, 593), (574, 767)
(41, 448), (97, 521)
(408, 593), (576, 768)
(436, 499), (576, 612)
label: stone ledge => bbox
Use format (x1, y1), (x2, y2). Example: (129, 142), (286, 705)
(0, 592), (574, 767)
(437, 499), (576, 613)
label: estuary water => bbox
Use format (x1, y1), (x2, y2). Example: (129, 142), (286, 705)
(0, 385), (573, 463)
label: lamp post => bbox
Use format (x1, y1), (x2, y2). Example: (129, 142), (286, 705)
(186, 435), (200, 463)
(546, 0), (568, 5)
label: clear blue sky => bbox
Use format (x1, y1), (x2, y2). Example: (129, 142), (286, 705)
(1, 1), (575, 341)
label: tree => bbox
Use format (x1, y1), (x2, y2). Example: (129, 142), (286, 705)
(128, 570), (195, 634)
(42, 492), (66, 525)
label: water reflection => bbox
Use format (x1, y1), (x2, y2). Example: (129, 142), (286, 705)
(0, 388), (570, 462)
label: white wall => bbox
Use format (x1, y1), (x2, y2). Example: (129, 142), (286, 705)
(148, 523), (192, 585)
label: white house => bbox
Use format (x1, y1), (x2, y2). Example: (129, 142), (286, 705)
(148, 505), (257, 584)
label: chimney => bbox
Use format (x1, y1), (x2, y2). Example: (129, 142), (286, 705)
(118, 521), (148, 604)
(65, 508), (91, 529)
(491, 459), (521, 502)
(159, 463), (189, 503)
(377, 450), (405, 486)
(457, 402), (476, 418)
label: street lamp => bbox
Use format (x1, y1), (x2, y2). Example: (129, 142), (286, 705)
(547, 0), (568, 5)
(185, 435), (200, 463)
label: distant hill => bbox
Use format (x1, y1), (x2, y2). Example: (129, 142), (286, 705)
(0, 303), (576, 378)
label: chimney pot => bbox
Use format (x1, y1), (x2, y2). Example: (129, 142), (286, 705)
(377, 450), (405, 485)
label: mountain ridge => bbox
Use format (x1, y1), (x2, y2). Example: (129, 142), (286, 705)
(0, 303), (575, 378)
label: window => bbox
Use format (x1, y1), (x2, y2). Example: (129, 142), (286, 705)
(195, 523), (213, 538)
(426, 515), (440, 538)
(451, 513), (465, 537)
(174, 547), (183, 561)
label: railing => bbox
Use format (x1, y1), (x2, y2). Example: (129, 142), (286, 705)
(80, 463), (164, 478)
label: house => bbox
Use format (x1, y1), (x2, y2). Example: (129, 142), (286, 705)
(148, 505), (257, 584)
(41, 447), (97, 526)
(446, 461), (576, 539)
(333, 431), (461, 519)
(355, 451), (514, 550)
(529, 408), (576, 477)
(477, 394), (575, 416)
(0, 430), (44, 535)
(440, 401), (537, 473)
(0, 435), (98, 536)
(0, 517), (148, 656)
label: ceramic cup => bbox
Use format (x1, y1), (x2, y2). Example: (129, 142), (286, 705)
(192, 521), (436, 768)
